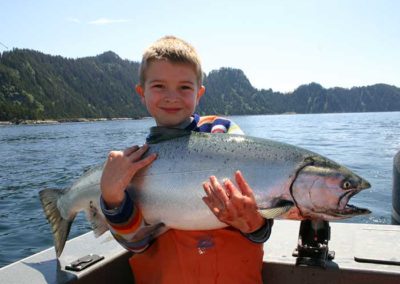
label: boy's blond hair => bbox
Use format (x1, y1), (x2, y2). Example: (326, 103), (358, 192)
(139, 35), (203, 86)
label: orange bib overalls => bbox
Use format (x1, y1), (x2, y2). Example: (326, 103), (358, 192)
(129, 228), (263, 284)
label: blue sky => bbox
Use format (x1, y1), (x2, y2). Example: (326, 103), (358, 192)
(1, 0), (399, 92)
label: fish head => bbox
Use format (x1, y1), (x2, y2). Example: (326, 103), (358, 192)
(291, 157), (371, 220)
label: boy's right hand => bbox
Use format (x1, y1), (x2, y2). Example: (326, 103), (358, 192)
(100, 144), (157, 208)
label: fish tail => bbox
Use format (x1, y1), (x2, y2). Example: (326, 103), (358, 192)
(39, 188), (75, 257)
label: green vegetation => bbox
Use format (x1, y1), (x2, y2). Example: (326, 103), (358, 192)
(1, 49), (399, 121)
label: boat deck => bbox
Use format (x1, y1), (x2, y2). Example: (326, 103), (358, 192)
(1, 220), (399, 283)
(263, 220), (400, 283)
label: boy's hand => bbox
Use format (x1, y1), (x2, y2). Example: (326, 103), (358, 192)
(202, 171), (265, 234)
(101, 144), (157, 208)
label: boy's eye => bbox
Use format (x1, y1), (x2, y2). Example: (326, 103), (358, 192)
(181, 85), (193, 90)
(152, 84), (164, 89)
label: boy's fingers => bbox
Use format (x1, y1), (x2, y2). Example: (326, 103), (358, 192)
(123, 145), (140, 156)
(203, 182), (212, 197)
(203, 196), (221, 216)
(202, 196), (213, 209)
(210, 178), (239, 219)
(128, 144), (150, 162)
(224, 178), (241, 199)
(210, 176), (230, 204)
(235, 171), (254, 198)
(107, 150), (123, 161)
(130, 153), (157, 172)
(204, 181), (225, 210)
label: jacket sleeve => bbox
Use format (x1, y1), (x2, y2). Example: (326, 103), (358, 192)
(100, 191), (151, 253)
(226, 120), (244, 135)
(242, 219), (274, 243)
(198, 115), (244, 135)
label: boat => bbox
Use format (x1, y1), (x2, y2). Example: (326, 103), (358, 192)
(1, 220), (400, 283)
(1, 151), (399, 283)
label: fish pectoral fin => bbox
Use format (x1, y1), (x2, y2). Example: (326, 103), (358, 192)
(85, 204), (109, 237)
(131, 222), (167, 242)
(258, 202), (294, 219)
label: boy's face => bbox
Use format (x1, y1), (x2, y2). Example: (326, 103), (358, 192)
(136, 60), (205, 127)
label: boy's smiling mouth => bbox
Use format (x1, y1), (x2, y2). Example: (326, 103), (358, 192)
(160, 107), (182, 113)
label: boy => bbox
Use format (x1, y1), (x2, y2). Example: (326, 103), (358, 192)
(100, 36), (273, 283)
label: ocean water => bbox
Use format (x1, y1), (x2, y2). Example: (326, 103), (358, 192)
(0, 112), (399, 267)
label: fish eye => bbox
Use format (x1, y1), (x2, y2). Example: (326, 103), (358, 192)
(342, 180), (353, 190)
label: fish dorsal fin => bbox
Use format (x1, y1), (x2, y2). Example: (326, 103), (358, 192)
(258, 201), (294, 219)
(147, 127), (192, 144)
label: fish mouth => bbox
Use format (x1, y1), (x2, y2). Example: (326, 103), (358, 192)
(338, 190), (358, 209)
(331, 203), (371, 217)
(336, 189), (370, 217)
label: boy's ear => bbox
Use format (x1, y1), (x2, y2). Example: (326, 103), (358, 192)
(196, 86), (205, 104)
(135, 84), (145, 104)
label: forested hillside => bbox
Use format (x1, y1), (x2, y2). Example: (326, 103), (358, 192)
(1, 49), (399, 121)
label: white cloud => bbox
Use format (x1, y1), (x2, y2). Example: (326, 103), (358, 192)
(88, 18), (131, 25)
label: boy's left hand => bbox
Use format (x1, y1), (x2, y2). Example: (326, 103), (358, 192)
(202, 171), (265, 234)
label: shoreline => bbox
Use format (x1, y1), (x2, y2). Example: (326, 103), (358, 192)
(1, 111), (399, 126)
(0, 117), (146, 126)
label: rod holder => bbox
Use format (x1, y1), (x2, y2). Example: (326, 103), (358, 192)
(292, 220), (335, 268)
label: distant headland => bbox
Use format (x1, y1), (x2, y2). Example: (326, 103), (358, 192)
(1, 49), (399, 122)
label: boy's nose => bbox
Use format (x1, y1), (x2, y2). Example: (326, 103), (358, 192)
(164, 90), (179, 101)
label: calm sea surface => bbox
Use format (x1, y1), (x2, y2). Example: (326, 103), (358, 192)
(0, 112), (399, 267)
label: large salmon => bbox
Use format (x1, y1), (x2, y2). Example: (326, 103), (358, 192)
(40, 127), (370, 257)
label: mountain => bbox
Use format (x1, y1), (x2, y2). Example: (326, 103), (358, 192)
(0, 49), (145, 121)
(1, 49), (399, 121)
(288, 82), (400, 113)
